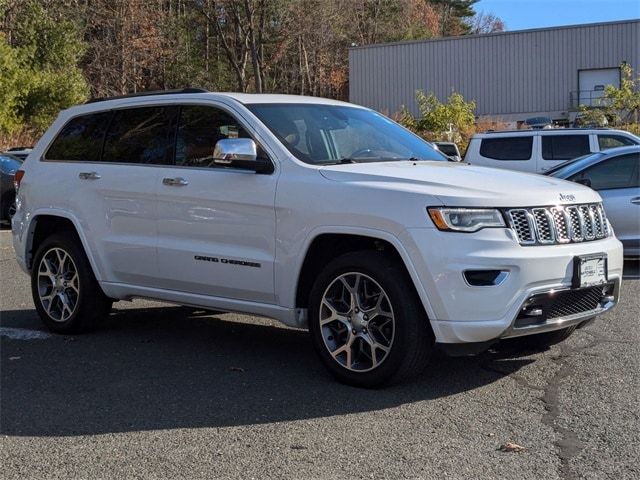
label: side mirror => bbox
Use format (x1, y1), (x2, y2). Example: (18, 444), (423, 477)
(213, 138), (273, 174)
(575, 177), (592, 188)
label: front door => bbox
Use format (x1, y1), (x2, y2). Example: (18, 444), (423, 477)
(569, 152), (640, 249)
(154, 104), (278, 304)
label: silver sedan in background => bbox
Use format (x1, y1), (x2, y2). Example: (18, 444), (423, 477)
(547, 145), (640, 257)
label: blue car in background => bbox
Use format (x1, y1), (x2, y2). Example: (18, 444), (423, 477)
(0, 153), (23, 224)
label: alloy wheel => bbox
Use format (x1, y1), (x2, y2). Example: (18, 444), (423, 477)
(37, 247), (80, 322)
(319, 272), (395, 372)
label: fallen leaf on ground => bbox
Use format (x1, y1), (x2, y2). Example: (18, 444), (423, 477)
(498, 442), (525, 453)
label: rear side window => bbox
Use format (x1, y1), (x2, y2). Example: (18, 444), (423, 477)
(542, 135), (590, 160)
(479, 137), (532, 160)
(598, 134), (637, 150)
(569, 153), (640, 190)
(103, 106), (179, 165)
(175, 105), (250, 167)
(45, 112), (112, 161)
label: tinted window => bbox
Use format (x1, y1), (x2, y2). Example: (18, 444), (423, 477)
(175, 106), (250, 167)
(598, 134), (637, 150)
(45, 112), (112, 161)
(479, 137), (532, 160)
(569, 153), (639, 190)
(542, 135), (590, 160)
(248, 104), (445, 165)
(103, 106), (178, 164)
(436, 144), (458, 156)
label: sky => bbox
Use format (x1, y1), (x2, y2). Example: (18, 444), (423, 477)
(475, 0), (640, 31)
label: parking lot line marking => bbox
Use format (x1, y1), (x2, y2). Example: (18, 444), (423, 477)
(0, 327), (51, 340)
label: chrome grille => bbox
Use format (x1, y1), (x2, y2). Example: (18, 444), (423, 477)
(508, 209), (535, 244)
(567, 207), (583, 242)
(507, 203), (609, 246)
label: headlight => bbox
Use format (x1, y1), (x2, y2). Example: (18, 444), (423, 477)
(427, 207), (506, 232)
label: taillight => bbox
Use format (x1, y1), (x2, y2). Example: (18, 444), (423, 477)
(14, 169), (25, 191)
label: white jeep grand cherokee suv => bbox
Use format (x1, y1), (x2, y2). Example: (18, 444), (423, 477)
(12, 90), (623, 387)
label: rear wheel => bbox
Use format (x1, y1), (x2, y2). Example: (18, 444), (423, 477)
(308, 250), (433, 388)
(31, 233), (112, 333)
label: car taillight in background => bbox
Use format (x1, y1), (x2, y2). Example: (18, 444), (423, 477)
(14, 169), (25, 191)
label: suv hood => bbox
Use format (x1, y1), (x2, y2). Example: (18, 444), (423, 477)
(319, 161), (600, 207)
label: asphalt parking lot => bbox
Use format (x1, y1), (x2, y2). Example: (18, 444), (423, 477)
(1, 227), (639, 479)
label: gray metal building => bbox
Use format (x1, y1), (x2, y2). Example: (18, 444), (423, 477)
(349, 19), (640, 126)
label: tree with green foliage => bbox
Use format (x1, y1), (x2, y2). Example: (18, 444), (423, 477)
(433, 0), (477, 36)
(0, 0), (88, 135)
(407, 90), (476, 134)
(0, 36), (24, 133)
(604, 62), (640, 124)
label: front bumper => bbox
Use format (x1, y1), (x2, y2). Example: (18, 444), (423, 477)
(401, 227), (624, 344)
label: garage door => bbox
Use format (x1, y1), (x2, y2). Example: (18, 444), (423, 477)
(579, 68), (620, 106)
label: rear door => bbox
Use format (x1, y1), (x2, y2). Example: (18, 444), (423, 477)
(43, 108), (173, 286)
(568, 153), (640, 250)
(537, 133), (592, 173)
(153, 104), (278, 304)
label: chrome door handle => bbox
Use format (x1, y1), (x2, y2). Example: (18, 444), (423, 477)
(79, 171), (101, 180)
(631, 197), (640, 205)
(162, 177), (189, 186)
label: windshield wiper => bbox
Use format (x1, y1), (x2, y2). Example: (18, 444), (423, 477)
(319, 158), (358, 165)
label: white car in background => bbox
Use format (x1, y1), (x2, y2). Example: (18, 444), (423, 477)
(465, 128), (640, 174)
(12, 90), (623, 387)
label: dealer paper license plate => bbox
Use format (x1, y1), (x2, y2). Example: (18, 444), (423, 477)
(574, 254), (607, 288)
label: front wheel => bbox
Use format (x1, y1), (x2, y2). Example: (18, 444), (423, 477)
(31, 233), (112, 333)
(308, 251), (433, 388)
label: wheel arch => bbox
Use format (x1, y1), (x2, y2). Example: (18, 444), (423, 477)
(25, 210), (103, 281)
(292, 227), (437, 322)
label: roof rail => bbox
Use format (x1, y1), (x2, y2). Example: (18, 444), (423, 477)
(85, 87), (209, 104)
(483, 127), (613, 134)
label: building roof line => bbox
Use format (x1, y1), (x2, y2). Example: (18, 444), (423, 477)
(348, 18), (640, 51)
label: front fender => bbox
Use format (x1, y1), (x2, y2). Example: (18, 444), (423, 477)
(278, 224), (437, 322)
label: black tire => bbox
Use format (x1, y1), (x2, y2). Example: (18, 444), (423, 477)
(308, 250), (433, 388)
(31, 233), (112, 334)
(500, 325), (577, 352)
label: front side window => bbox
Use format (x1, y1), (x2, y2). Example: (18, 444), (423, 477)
(45, 112), (112, 161)
(479, 137), (532, 160)
(102, 106), (179, 165)
(175, 105), (250, 167)
(569, 153), (639, 190)
(598, 134), (637, 150)
(247, 104), (445, 165)
(542, 135), (590, 160)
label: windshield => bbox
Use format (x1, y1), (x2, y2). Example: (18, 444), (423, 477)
(544, 152), (606, 177)
(247, 103), (446, 165)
